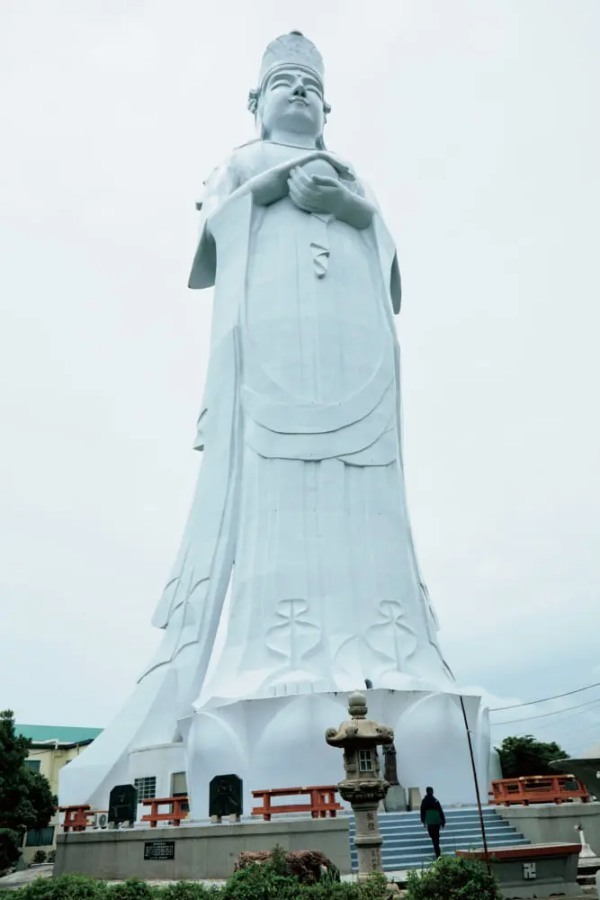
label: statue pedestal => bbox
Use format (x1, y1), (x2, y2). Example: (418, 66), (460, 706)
(183, 687), (489, 819)
(384, 785), (407, 812)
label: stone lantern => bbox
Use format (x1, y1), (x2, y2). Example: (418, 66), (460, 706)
(326, 692), (394, 880)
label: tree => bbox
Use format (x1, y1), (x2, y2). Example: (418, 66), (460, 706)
(496, 734), (569, 778)
(0, 710), (56, 871)
(406, 855), (502, 899)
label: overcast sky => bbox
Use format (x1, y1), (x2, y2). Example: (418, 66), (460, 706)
(1, 0), (599, 757)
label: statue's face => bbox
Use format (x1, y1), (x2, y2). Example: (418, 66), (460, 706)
(259, 66), (325, 140)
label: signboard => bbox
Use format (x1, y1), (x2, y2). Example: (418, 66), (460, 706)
(144, 840), (175, 861)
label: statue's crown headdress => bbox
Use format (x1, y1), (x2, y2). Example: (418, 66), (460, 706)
(258, 31), (324, 89)
(248, 31), (329, 115)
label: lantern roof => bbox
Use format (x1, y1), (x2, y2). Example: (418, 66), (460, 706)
(326, 692), (394, 748)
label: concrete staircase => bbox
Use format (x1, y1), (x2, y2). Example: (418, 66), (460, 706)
(348, 807), (529, 872)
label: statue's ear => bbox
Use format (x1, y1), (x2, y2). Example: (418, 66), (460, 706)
(247, 89), (259, 115)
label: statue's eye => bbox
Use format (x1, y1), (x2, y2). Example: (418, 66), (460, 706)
(270, 78), (291, 90)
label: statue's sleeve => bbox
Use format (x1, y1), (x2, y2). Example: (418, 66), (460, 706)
(188, 158), (241, 290)
(360, 176), (402, 314)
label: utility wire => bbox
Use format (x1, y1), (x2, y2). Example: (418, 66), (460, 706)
(492, 696), (600, 727)
(490, 680), (600, 712)
(522, 704), (600, 734)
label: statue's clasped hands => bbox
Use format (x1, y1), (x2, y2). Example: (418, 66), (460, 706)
(245, 157), (374, 230)
(287, 165), (349, 218)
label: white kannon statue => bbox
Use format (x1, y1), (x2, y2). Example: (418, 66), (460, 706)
(147, 31), (454, 711)
(61, 33), (489, 815)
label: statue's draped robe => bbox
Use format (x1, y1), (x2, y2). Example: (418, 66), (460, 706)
(144, 141), (453, 713)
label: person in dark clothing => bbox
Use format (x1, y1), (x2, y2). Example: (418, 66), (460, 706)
(420, 786), (446, 858)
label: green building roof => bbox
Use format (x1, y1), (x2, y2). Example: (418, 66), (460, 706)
(16, 724), (102, 745)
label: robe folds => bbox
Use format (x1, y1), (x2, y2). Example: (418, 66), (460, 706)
(144, 140), (453, 710)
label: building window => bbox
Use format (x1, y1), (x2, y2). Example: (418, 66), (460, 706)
(171, 771), (189, 812)
(25, 759), (41, 773)
(134, 776), (157, 801)
(26, 827), (55, 847)
(171, 772), (187, 797)
(358, 749), (373, 772)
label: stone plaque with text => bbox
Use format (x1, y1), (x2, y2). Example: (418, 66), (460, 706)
(144, 840), (175, 861)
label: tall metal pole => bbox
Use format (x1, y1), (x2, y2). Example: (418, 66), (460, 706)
(459, 695), (490, 871)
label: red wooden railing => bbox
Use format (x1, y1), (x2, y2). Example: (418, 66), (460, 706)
(251, 785), (343, 821)
(59, 804), (94, 832)
(489, 775), (590, 806)
(140, 795), (189, 827)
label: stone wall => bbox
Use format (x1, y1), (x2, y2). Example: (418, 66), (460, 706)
(497, 801), (600, 854)
(55, 817), (351, 881)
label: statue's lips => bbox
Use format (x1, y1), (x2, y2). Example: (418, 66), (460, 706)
(289, 97), (308, 106)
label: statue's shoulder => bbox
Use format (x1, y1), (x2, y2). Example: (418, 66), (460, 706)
(233, 138), (262, 152)
(202, 141), (264, 187)
(229, 139), (272, 175)
(203, 148), (244, 184)
(198, 146), (252, 205)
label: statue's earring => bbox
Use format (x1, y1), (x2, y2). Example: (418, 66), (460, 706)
(323, 100), (332, 124)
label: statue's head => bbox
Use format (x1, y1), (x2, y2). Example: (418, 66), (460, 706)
(248, 32), (331, 148)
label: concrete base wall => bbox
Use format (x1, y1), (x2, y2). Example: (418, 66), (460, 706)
(55, 817), (351, 881)
(459, 845), (580, 899)
(497, 801), (600, 854)
(492, 854), (579, 899)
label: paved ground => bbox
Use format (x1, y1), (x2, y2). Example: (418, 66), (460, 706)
(0, 865), (54, 891)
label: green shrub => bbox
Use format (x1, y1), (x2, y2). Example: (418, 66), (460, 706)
(18, 873), (109, 899)
(1, 863), (392, 900)
(299, 881), (362, 899)
(156, 884), (219, 899)
(220, 864), (389, 900)
(266, 844), (287, 876)
(299, 885), (355, 899)
(107, 879), (155, 900)
(0, 828), (20, 873)
(220, 842), (365, 900)
(405, 855), (502, 899)
(357, 873), (390, 900)
(32, 851), (47, 865)
(220, 861), (300, 900)
(290, 872), (390, 900)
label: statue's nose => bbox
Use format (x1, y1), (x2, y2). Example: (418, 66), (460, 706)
(292, 82), (307, 98)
